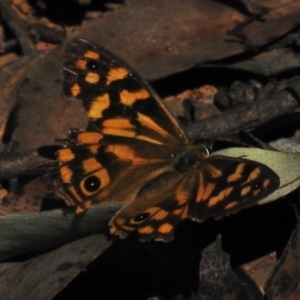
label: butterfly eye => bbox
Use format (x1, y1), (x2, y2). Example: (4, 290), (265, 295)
(86, 61), (99, 71)
(132, 212), (151, 223)
(83, 175), (101, 192)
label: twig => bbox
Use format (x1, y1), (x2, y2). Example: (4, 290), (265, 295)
(185, 89), (299, 140)
(0, 149), (56, 180)
(0, 0), (34, 55)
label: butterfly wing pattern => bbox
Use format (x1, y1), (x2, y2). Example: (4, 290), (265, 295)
(58, 38), (280, 241)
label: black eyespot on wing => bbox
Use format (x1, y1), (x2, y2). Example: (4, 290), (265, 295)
(252, 182), (261, 190)
(84, 175), (101, 192)
(133, 212), (151, 223)
(86, 61), (100, 71)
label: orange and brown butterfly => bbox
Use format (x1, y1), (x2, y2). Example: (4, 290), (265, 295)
(57, 38), (280, 242)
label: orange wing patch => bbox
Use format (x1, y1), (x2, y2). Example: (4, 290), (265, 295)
(158, 223), (174, 234)
(102, 118), (163, 145)
(137, 112), (172, 140)
(70, 83), (81, 97)
(105, 144), (150, 163)
(225, 201), (238, 210)
(83, 50), (100, 60)
(75, 59), (87, 70)
(120, 89), (150, 106)
(88, 94), (110, 119)
(60, 165), (73, 184)
(227, 163), (246, 182)
(206, 165), (223, 178)
(247, 168), (261, 182)
(175, 189), (190, 206)
(152, 209), (169, 221)
(102, 118), (135, 137)
(76, 132), (104, 144)
(196, 181), (215, 203)
(85, 72), (100, 84)
(58, 148), (75, 163)
(139, 226), (154, 235)
(208, 187), (234, 207)
(82, 157), (102, 173)
(263, 179), (271, 187)
(241, 186), (251, 196)
(106, 67), (129, 85)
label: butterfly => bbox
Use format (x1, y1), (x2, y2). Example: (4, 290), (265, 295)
(57, 38), (280, 242)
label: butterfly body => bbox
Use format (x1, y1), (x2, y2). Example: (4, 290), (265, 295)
(58, 38), (280, 242)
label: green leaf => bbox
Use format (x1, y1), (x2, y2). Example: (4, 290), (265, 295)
(0, 203), (123, 262)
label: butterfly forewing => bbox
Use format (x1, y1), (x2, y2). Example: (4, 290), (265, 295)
(188, 155), (280, 222)
(60, 37), (190, 212)
(62, 38), (188, 147)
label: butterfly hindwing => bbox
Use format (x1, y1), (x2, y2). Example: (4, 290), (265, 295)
(109, 171), (197, 242)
